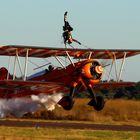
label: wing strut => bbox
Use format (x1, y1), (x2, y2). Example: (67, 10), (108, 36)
(65, 51), (75, 67)
(16, 50), (24, 77)
(13, 54), (17, 80)
(9, 48), (29, 81)
(107, 58), (114, 82)
(113, 53), (118, 80)
(7, 56), (11, 80)
(106, 52), (127, 82)
(88, 52), (93, 59)
(7, 49), (27, 80)
(23, 49), (29, 81)
(118, 52), (126, 81)
(54, 56), (66, 69)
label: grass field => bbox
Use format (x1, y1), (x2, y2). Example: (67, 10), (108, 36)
(29, 99), (140, 125)
(0, 99), (140, 139)
(0, 127), (140, 140)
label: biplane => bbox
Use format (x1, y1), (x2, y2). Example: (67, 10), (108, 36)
(0, 45), (139, 112)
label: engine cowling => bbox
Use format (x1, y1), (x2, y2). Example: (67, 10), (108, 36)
(81, 61), (103, 81)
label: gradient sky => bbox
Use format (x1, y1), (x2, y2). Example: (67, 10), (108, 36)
(0, 0), (140, 81)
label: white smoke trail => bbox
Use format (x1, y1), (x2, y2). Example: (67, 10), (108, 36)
(31, 93), (63, 111)
(0, 98), (39, 118)
(0, 93), (63, 118)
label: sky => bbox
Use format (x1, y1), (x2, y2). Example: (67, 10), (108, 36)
(0, 0), (140, 81)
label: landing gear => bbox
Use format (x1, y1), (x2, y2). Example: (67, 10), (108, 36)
(58, 86), (76, 110)
(88, 96), (105, 111)
(58, 83), (105, 111)
(58, 96), (74, 110)
(87, 85), (105, 111)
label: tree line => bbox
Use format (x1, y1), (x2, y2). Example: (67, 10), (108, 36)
(76, 81), (140, 100)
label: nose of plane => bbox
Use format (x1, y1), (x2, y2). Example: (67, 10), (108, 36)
(95, 66), (103, 74)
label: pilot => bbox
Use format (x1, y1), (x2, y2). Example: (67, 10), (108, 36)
(63, 12), (81, 45)
(45, 65), (54, 73)
(48, 65), (54, 71)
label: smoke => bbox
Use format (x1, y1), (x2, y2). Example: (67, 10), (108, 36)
(0, 98), (39, 118)
(31, 93), (63, 111)
(0, 93), (63, 118)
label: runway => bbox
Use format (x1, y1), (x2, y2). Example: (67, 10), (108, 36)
(0, 120), (140, 132)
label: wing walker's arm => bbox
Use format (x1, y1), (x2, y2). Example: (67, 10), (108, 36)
(63, 12), (81, 45)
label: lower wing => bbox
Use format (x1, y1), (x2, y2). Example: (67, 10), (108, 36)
(0, 80), (68, 98)
(92, 81), (136, 90)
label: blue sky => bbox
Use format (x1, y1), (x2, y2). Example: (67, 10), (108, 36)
(0, 0), (140, 81)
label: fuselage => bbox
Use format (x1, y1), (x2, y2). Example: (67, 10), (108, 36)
(28, 59), (103, 88)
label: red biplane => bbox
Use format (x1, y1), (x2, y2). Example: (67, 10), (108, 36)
(0, 45), (139, 112)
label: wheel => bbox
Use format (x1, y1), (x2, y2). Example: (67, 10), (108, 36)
(58, 96), (74, 110)
(94, 96), (105, 111)
(88, 96), (105, 111)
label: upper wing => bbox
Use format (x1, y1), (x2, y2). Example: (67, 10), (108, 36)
(0, 80), (68, 98)
(0, 45), (140, 59)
